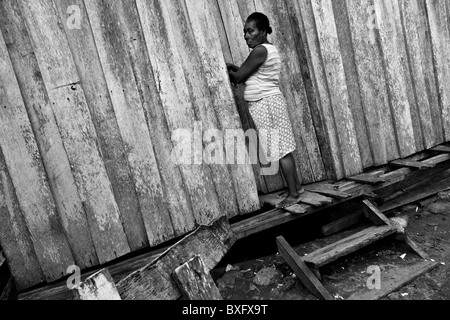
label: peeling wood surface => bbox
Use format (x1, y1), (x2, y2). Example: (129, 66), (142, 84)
(0, 27), (75, 282)
(74, 269), (121, 301)
(117, 218), (236, 300)
(0, 0), (99, 269)
(173, 255), (223, 301)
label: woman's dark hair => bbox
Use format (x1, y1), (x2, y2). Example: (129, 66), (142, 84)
(247, 12), (273, 34)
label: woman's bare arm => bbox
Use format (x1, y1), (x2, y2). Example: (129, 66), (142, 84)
(228, 46), (268, 84)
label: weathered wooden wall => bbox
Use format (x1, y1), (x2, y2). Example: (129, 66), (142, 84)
(1, 0), (450, 292)
(0, 0), (260, 291)
(215, 0), (450, 192)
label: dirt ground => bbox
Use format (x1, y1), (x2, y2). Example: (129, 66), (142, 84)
(213, 191), (450, 301)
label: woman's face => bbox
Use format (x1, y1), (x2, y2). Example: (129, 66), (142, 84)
(244, 20), (266, 49)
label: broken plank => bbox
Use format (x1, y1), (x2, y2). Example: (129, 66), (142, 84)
(117, 217), (235, 300)
(18, 247), (166, 301)
(173, 255), (222, 300)
(348, 260), (440, 300)
(304, 186), (351, 199)
(362, 200), (392, 226)
(431, 145), (450, 153)
(0, 277), (14, 301)
(403, 235), (431, 261)
(390, 159), (436, 169)
(348, 174), (387, 185)
(304, 225), (398, 269)
(74, 269), (121, 301)
(285, 204), (309, 215)
(322, 211), (365, 236)
(298, 192), (334, 207)
(276, 237), (334, 300)
(380, 172), (450, 212)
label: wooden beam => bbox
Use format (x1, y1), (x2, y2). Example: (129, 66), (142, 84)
(173, 256), (222, 300)
(362, 200), (392, 226)
(276, 237), (334, 300)
(380, 174), (450, 212)
(390, 159), (436, 169)
(348, 174), (387, 185)
(304, 186), (352, 199)
(18, 247), (166, 300)
(403, 235), (431, 261)
(348, 260), (440, 300)
(116, 217), (235, 300)
(304, 225), (397, 269)
(74, 269), (121, 301)
(431, 145), (450, 153)
(322, 211), (365, 236)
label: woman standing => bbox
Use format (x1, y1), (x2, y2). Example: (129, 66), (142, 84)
(227, 12), (304, 209)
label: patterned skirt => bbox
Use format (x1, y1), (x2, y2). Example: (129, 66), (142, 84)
(248, 94), (297, 162)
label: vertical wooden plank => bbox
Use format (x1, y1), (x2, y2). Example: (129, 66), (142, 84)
(295, 0), (346, 180)
(254, 0), (327, 183)
(308, 0), (363, 177)
(398, 0), (437, 149)
(18, 0), (130, 264)
(136, 0), (222, 225)
(425, 0), (450, 141)
(375, 0), (417, 158)
(344, 0), (400, 165)
(392, 0), (425, 152)
(53, 0), (148, 251)
(0, 148), (45, 291)
(0, 0), (99, 268)
(185, 0), (261, 214)
(99, 0), (197, 235)
(0, 29), (75, 282)
(209, 0), (234, 65)
(331, 0), (374, 169)
(236, 0), (257, 23)
(215, 0), (269, 194)
(161, 0), (241, 218)
(219, 0), (251, 66)
(284, 0), (337, 180)
(83, 0), (177, 245)
(416, 0), (444, 145)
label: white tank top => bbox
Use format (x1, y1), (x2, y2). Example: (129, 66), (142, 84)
(244, 43), (283, 102)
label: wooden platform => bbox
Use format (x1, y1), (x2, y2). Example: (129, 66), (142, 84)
(232, 147), (450, 240)
(16, 144), (450, 300)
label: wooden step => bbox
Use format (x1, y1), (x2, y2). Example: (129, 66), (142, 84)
(431, 145), (450, 153)
(303, 225), (398, 269)
(390, 159), (435, 170)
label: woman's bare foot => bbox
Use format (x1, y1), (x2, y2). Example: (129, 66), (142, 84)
(277, 187), (305, 199)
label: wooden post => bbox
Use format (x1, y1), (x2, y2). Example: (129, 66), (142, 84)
(173, 256), (222, 300)
(276, 236), (334, 300)
(74, 269), (121, 301)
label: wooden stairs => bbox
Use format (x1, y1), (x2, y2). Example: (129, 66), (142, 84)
(277, 199), (440, 300)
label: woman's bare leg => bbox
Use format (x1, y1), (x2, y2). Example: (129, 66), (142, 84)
(277, 153), (304, 209)
(278, 154), (304, 199)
